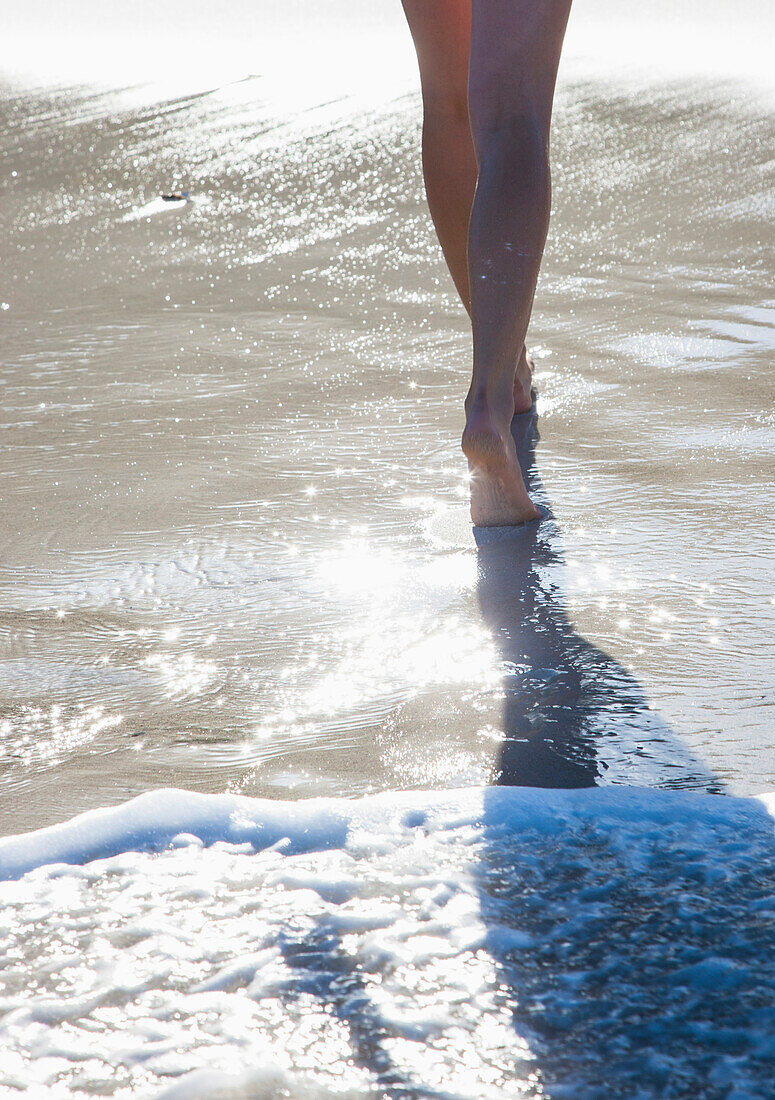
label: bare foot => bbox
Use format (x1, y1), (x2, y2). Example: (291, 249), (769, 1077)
(462, 395), (541, 527)
(513, 347), (535, 415)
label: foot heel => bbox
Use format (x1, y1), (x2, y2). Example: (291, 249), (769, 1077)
(461, 428), (507, 471)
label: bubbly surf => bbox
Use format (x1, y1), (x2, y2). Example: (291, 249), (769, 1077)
(2, 785), (775, 1097)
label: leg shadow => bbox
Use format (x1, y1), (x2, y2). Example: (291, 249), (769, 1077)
(475, 403), (722, 793)
(474, 406), (775, 1098)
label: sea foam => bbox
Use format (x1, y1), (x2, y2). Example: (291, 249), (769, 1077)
(3, 783), (772, 882)
(2, 787), (775, 1097)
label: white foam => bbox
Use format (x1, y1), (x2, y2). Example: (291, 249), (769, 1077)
(122, 195), (191, 222)
(2, 783), (774, 882)
(2, 785), (775, 1096)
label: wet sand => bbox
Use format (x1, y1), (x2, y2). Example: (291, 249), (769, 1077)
(1, 6), (775, 837)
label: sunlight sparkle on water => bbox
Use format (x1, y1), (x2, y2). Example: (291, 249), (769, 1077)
(143, 653), (218, 699)
(248, 540), (494, 737)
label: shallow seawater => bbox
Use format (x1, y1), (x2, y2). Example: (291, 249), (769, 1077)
(1, 70), (773, 827)
(1, 0), (774, 1095)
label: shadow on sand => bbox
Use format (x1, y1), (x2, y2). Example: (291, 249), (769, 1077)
(274, 408), (775, 1099)
(471, 405), (775, 1098)
(475, 403), (722, 794)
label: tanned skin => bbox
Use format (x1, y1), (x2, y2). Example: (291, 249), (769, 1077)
(401, 0), (573, 525)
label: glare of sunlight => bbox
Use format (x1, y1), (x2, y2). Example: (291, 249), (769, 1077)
(317, 540), (476, 605)
(143, 653), (218, 698)
(317, 540), (404, 602)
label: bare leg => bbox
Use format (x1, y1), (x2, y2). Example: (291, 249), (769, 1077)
(463, 0), (572, 525)
(402, 0), (534, 416)
(401, 0), (476, 310)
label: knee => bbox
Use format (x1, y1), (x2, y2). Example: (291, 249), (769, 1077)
(472, 110), (551, 225)
(472, 108), (549, 180)
(421, 85), (470, 128)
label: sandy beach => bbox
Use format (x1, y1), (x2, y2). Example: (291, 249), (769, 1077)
(1, 1), (774, 1095)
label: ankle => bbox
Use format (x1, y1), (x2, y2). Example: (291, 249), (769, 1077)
(465, 384), (513, 428)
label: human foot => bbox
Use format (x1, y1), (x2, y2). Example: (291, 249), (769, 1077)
(462, 396), (542, 527)
(513, 348), (535, 415)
